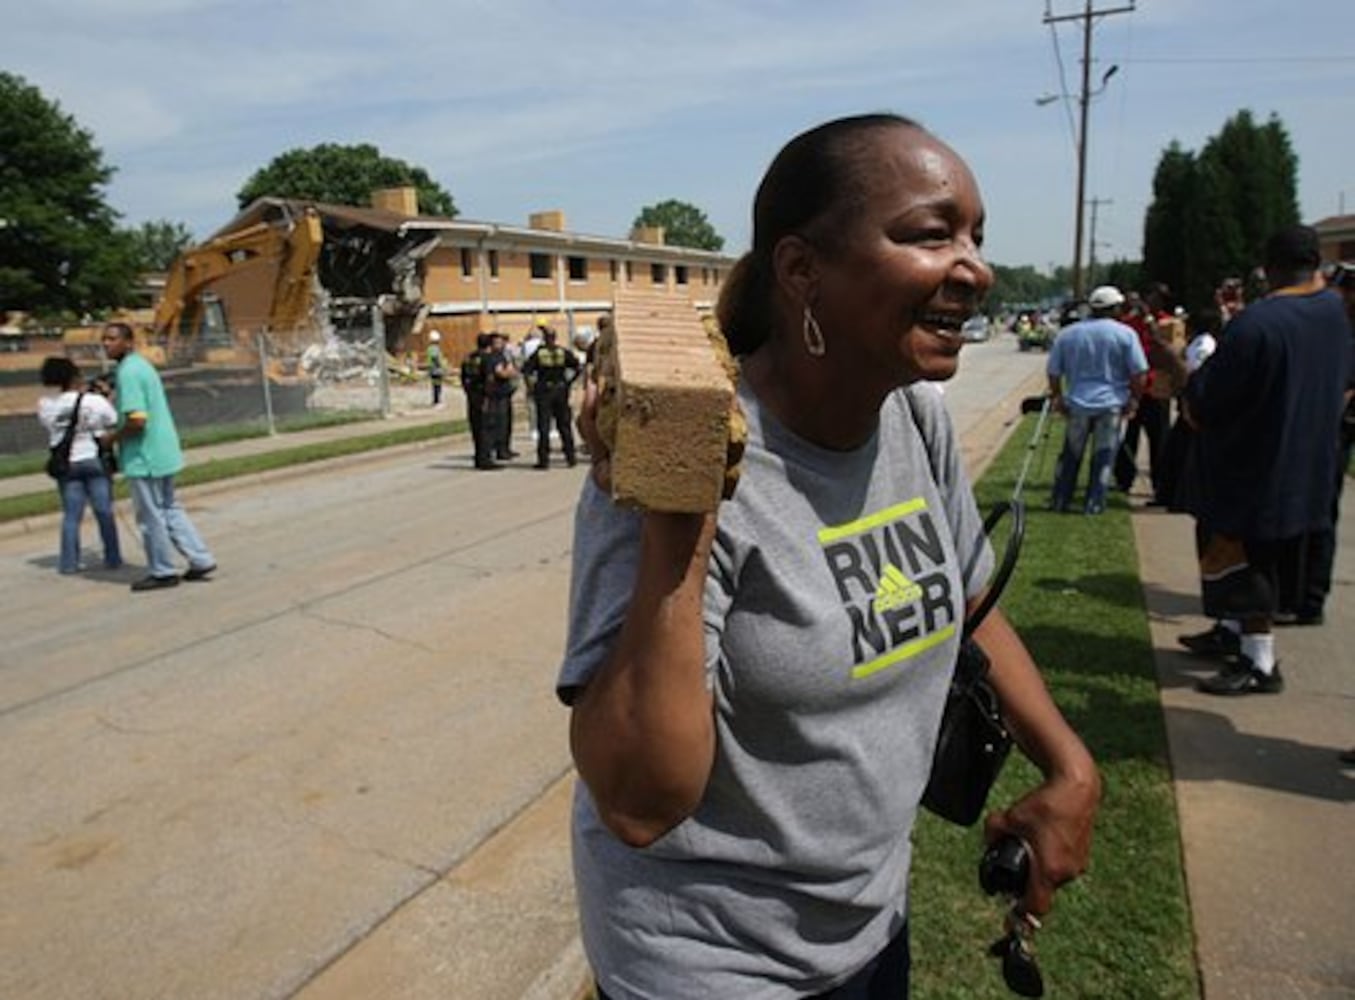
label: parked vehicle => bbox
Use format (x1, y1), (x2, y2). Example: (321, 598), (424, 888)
(960, 316), (990, 342)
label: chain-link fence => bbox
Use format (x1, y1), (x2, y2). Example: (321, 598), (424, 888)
(0, 304), (407, 458)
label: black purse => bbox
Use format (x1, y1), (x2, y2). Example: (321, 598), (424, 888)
(921, 499), (1025, 826)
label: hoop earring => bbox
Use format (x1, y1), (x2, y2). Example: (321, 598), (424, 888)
(802, 305), (826, 357)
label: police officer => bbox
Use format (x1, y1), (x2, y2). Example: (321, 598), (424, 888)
(480, 332), (518, 462)
(521, 327), (580, 469)
(461, 332), (497, 470)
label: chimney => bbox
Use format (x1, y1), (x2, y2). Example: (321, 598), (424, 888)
(631, 225), (665, 245)
(529, 210), (567, 232)
(371, 186), (419, 216)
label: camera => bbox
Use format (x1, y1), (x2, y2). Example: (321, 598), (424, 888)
(979, 836), (1030, 898)
(980, 837), (1044, 998)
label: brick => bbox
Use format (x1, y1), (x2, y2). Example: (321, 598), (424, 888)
(596, 289), (741, 512)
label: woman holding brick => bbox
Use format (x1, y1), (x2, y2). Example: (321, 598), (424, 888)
(558, 114), (1100, 999)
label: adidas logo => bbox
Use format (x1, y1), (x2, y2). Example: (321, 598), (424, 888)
(873, 564), (921, 613)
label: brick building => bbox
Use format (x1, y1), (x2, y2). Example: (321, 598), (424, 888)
(198, 186), (735, 361)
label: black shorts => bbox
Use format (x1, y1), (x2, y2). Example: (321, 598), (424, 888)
(1199, 530), (1293, 620)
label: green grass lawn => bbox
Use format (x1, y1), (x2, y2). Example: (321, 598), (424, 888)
(909, 413), (1198, 998)
(0, 410), (379, 480)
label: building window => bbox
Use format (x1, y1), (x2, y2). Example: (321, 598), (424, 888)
(609, 259), (619, 283)
(530, 253), (553, 280)
(625, 260), (634, 282)
(567, 256), (588, 282)
(651, 263), (667, 285)
(488, 249), (500, 279)
(675, 265), (689, 286)
(460, 248), (474, 278)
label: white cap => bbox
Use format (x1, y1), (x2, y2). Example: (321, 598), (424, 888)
(1088, 285), (1125, 309)
(429, 331), (441, 342)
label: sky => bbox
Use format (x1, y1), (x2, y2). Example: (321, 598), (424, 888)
(5, 0), (1352, 271)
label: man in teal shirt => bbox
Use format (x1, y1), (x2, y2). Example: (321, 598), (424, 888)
(100, 323), (216, 591)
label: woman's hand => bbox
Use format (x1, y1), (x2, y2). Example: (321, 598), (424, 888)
(983, 769), (1099, 917)
(970, 606), (1102, 917)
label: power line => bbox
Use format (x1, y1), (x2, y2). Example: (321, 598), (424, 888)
(1045, 14), (1080, 156)
(1043, 1), (1136, 300)
(1126, 55), (1355, 64)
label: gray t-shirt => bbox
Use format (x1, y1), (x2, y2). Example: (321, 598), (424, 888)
(558, 382), (995, 999)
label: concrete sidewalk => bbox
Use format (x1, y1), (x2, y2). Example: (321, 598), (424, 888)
(1133, 496), (1355, 998)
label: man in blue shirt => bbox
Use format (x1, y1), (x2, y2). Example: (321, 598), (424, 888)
(1046, 286), (1149, 514)
(1182, 226), (1353, 695)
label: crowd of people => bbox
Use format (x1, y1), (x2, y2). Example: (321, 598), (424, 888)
(1043, 228), (1354, 719)
(455, 324), (589, 470)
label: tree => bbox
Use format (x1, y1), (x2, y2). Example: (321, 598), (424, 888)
(127, 219), (196, 272)
(1142, 142), (1200, 309)
(1098, 258), (1143, 298)
(0, 71), (139, 316)
(632, 199), (724, 251)
(236, 143), (456, 217)
(986, 263), (1065, 311)
(1141, 111), (1299, 313)
(1195, 110), (1299, 282)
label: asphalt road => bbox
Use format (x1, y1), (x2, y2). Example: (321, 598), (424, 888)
(0, 331), (1046, 1000)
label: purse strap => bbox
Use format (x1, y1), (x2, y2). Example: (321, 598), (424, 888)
(57, 392), (86, 458)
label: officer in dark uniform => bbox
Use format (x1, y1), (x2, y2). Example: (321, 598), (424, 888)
(480, 332), (518, 463)
(521, 327), (581, 469)
(461, 332), (496, 470)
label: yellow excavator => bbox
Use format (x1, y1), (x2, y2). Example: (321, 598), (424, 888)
(152, 205), (324, 366)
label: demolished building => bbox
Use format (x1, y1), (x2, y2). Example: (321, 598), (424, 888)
(158, 186), (737, 365)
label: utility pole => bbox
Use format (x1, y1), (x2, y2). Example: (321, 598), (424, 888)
(1043, 0), (1134, 300)
(1087, 196), (1113, 286)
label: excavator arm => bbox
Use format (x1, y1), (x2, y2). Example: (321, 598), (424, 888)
(153, 206), (324, 362)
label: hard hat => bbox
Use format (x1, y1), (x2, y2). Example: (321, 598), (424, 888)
(429, 331), (441, 342)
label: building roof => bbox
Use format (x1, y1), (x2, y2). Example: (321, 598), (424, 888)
(1313, 214), (1355, 234)
(220, 197), (737, 265)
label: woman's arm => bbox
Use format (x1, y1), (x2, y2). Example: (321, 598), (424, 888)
(970, 605), (1101, 917)
(566, 377), (718, 848)
(569, 512), (717, 848)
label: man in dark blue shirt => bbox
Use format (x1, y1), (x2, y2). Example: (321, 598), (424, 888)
(1184, 225), (1355, 695)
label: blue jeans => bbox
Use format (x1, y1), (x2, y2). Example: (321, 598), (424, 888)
(58, 459), (121, 573)
(1050, 407), (1124, 514)
(127, 475), (215, 578)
